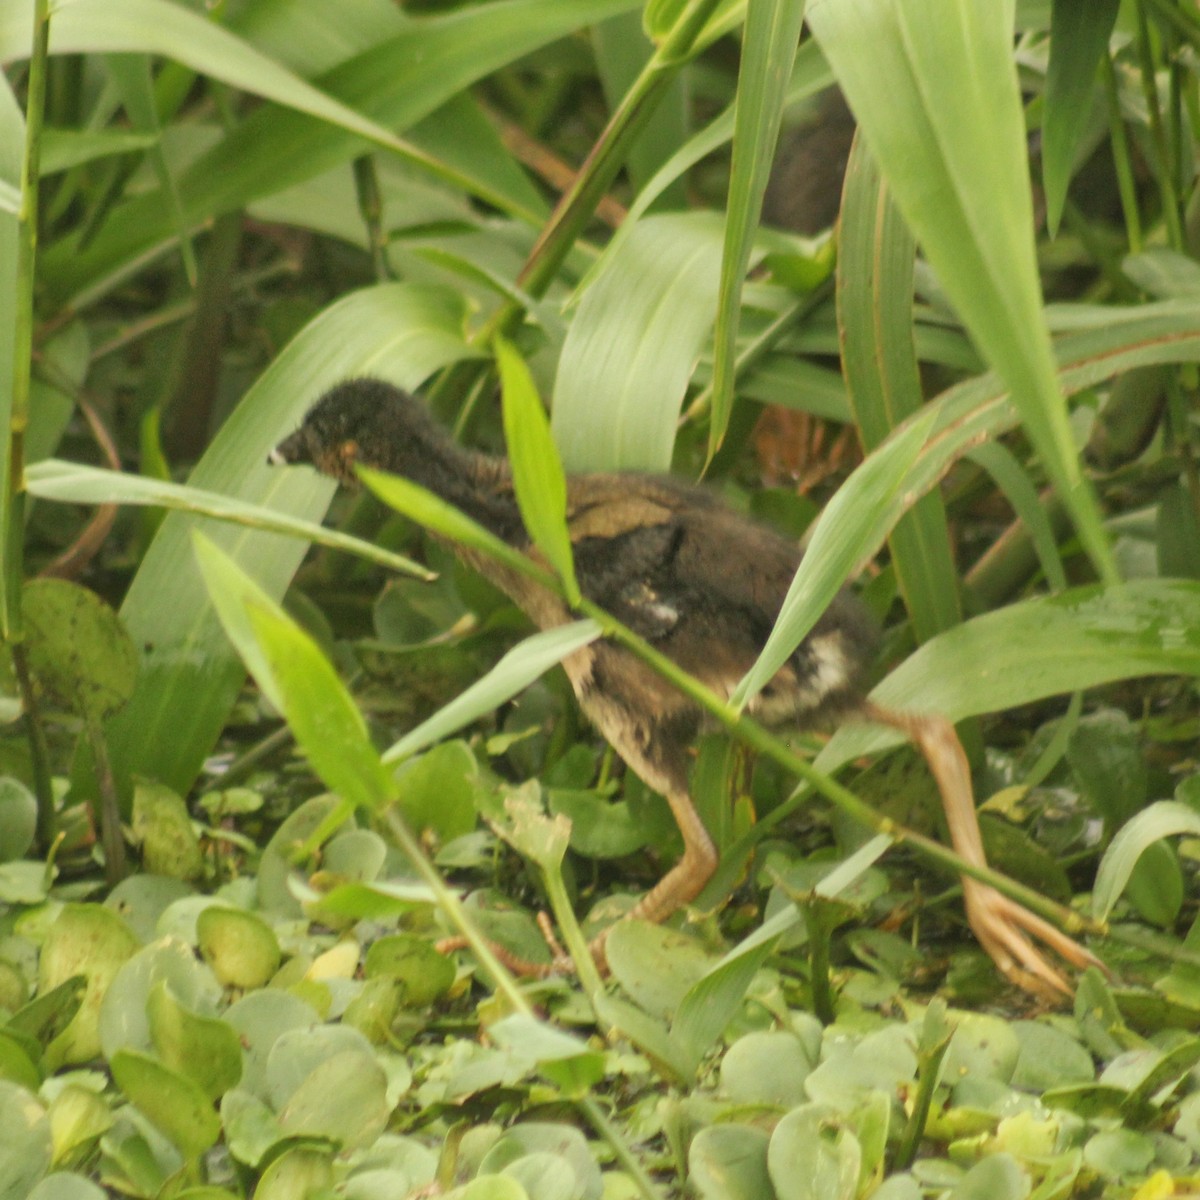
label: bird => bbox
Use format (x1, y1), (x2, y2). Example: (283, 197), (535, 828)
(271, 378), (1098, 998)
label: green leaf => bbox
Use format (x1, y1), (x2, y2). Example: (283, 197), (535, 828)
(553, 212), (725, 472)
(808, 0), (1116, 582)
(194, 534), (394, 814)
(496, 336), (580, 605)
(1, 0), (430, 155)
(32, 0), (639, 308)
(383, 623), (601, 764)
(947, 1155), (1029, 1200)
(146, 980), (244, 1101)
(359, 465), (532, 582)
(689, 1124), (773, 1200)
(39, 127), (157, 173)
(767, 1104), (861, 1200)
(837, 133), (961, 644)
(1042, 0), (1120, 236)
(0, 1082), (52, 1198)
(109, 1049), (222, 1160)
(707, 0), (805, 459)
(26, 459), (432, 580)
(1092, 801), (1200, 921)
(21, 579), (137, 723)
(819, 580), (1200, 769)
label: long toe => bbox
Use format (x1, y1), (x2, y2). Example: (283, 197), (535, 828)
(962, 881), (1078, 1000)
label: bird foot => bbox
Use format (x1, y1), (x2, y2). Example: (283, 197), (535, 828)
(962, 878), (1103, 1001)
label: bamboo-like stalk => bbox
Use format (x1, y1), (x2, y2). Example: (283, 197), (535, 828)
(9, 0), (54, 833)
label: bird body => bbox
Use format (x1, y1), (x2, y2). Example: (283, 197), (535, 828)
(272, 378), (1097, 995)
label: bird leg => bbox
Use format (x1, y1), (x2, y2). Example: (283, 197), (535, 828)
(861, 702), (1101, 998)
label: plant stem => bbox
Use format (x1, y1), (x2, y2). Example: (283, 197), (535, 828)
(9, 0), (52, 825)
(1103, 53), (1142, 253)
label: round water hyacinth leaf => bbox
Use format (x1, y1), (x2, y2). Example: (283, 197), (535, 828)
(689, 1123), (772, 1200)
(939, 1013), (1020, 1087)
(148, 981), (243, 1100)
(499, 1152), (577, 1200)
(104, 874), (195, 943)
(364, 934), (455, 1007)
(22, 579), (137, 722)
(265, 1024), (378, 1110)
(604, 921), (719, 1020)
(223, 989), (320, 1099)
(0, 777), (37, 862)
(257, 794), (349, 915)
(40, 904), (139, 1068)
(946, 1154), (1029, 1200)
(395, 740), (481, 846)
(768, 1104), (862, 1200)
(221, 1086), (284, 1169)
(99, 938), (222, 1061)
(1011, 1021), (1095, 1092)
(720, 1030), (816, 1108)
(196, 907), (281, 990)
(479, 1124), (601, 1200)
(27, 1173), (108, 1200)
(276, 1048), (391, 1150)
(109, 1049), (221, 1160)
(0, 1084), (52, 1200)
(47, 1083), (114, 1167)
(459, 1177), (529, 1200)
(252, 1146), (334, 1200)
(321, 828), (388, 884)
(131, 783), (204, 882)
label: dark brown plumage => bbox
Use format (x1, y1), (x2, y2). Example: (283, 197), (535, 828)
(273, 379), (1098, 997)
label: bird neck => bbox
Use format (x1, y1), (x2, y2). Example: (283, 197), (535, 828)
(364, 422), (523, 545)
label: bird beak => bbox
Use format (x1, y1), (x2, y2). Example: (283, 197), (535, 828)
(268, 428), (310, 468)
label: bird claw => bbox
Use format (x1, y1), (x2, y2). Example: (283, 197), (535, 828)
(962, 879), (1102, 1001)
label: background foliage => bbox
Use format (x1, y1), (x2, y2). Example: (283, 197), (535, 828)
(3, 0), (1200, 1197)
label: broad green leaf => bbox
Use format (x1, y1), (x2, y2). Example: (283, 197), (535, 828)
(808, 0), (1116, 583)
(26, 459), (432, 580)
(196, 908), (282, 991)
(0, 1082), (52, 1199)
(947, 1155), (1029, 1200)
(98, 282), (471, 799)
(819, 580), (1200, 770)
(33, 0), (639, 307)
(194, 535), (393, 813)
(1042, 0), (1120, 236)
(21, 579), (137, 723)
(671, 939), (776, 1069)
(707, 0), (805, 459)
(837, 134), (961, 644)
(39, 127), (157, 173)
(589, 38), (834, 287)
(496, 336), (580, 605)
(768, 1104), (861, 1200)
(968, 442), (1067, 591)
(0, 0), (430, 156)
(109, 1049), (222, 1160)
(690, 1125), (773, 1200)
(553, 212), (725, 472)
(147, 980), (243, 1101)
(1092, 802), (1200, 922)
